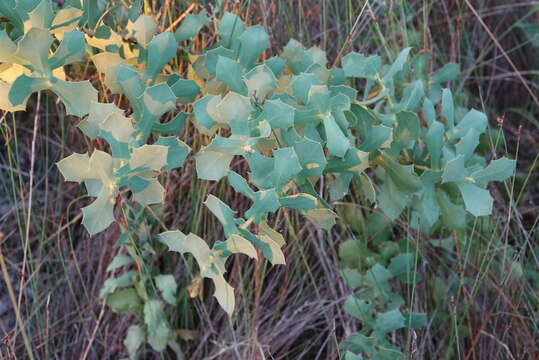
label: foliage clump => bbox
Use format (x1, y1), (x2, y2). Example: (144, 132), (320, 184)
(0, 1), (515, 358)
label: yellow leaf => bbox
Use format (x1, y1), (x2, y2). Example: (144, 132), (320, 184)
(51, 8), (84, 38)
(224, 234), (258, 259)
(100, 112), (135, 142)
(258, 221), (285, 247)
(258, 235), (285, 265)
(211, 275), (234, 316)
(130, 144), (168, 171)
(56, 152), (90, 182)
(132, 179), (164, 205)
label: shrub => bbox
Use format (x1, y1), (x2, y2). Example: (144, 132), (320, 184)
(0, 1), (515, 357)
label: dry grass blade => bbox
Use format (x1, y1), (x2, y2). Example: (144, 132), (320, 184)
(463, 0), (539, 106)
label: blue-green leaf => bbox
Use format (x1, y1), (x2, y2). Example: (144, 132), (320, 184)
(342, 52), (381, 80)
(144, 31), (178, 81)
(457, 182), (493, 217)
(471, 157), (516, 186)
(238, 25), (269, 66)
(175, 10), (209, 42)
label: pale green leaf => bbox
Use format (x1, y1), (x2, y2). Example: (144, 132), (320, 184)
(227, 171), (255, 198)
(106, 254), (134, 272)
(374, 309), (405, 336)
(106, 288), (141, 313)
(263, 56), (286, 77)
(471, 157), (516, 186)
(258, 235), (285, 265)
(78, 101), (125, 139)
(160, 230), (209, 263)
(91, 52), (124, 92)
(0, 30), (17, 63)
(258, 221), (285, 247)
(378, 176), (410, 219)
(245, 189), (281, 222)
(451, 109), (487, 140)
(215, 92), (253, 125)
(294, 137), (327, 179)
(323, 114), (350, 157)
(342, 52), (381, 80)
(358, 125), (393, 152)
(100, 271), (136, 298)
(393, 111), (420, 145)
(218, 12), (244, 52)
(82, 188), (116, 235)
(155, 136), (190, 170)
(238, 25), (269, 66)
(441, 155), (467, 183)
(243, 64), (277, 99)
(378, 155), (421, 193)
(441, 88), (454, 129)
(426, 121), (444, 170)
(15, 28), (53, 74)
(273, 147), (302, 187)
(155, 274), (177, 305)
(8, 75), (49, 109)
(422, 98), (435, 125)
(51, 79), (98, 117)
(204, 46), (235, 75)
(388, 253), (414, 277)
(383, 47), (411, 82)
(136, 83), (176, 140)
(457, 182), (493, 217)
(130, 144), (168, 171)
(436, 189), (466, 229)
(431, 63), (460, 84)
(193, 95), (219, 133)
(280, 193), (317, 211)
(144, 300), (171, 351)
(51, 7), (83, 36)
(49, 30), (85, 68)
(124, 325), (145, 360)
(307, 85), (331, 113)
(145, 31), (177, 80)
(398, 80), (424, 111)
(129, 14), (157, 47)
(329, 173), (353, 201)
(212, 275), (235, 316)
(57, 152), (90, 182)
(100, 112), (135, 143)
(221, 234), (257, 259)
(168, 77), (200, 104)
(27, 0), (53, 30)
(175, 10), (209, 42)
(304, 208), (337, 230)
(262, 99), (295, 129)
(216, 56), (248, 95)
(455, 129), (480, 161)
(195, 149), (233, 181)
(344, 296), (375, 324)
(359, 173), (376, 203)
(204, 195), (238, 236)
(132, 179), (164, 206)
(291, 73), (321, 103)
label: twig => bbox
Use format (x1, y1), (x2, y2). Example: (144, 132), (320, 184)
(164, 3), (197, 33)
(81, 301), (106, 360)
(46, 212), (83, 242)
